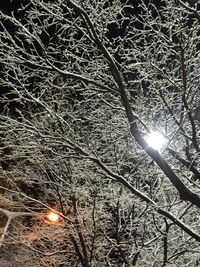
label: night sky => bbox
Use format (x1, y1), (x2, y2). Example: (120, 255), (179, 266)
(0, 0), (15, 13)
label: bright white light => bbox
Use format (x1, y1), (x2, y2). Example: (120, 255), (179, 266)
(47, 211), (59, 223)
(146, 131), (166, 151)
(44, 211), (61, 225)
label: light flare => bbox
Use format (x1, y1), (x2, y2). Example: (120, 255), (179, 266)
(43, 210), (63, 225)
(146, 131), (166, 151)
(47, 211), (60, 223)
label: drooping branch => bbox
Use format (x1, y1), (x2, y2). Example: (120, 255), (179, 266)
(65, 0), (200, 209)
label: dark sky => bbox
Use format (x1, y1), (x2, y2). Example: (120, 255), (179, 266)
(0, 0), (20, 14)
(0, 0), (12, 12)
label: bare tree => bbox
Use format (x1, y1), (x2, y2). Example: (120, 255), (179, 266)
(1, 0), (200, 266)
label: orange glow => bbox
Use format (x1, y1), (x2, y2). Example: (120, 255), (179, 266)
(47, 211), (60, 223)
(44, 210), (63, 225)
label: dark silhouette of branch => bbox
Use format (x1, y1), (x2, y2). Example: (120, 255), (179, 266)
(167, 147), (200, 180)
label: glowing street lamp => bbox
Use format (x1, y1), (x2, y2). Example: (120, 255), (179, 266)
(0, 208), (64, 247)
(43, 210), (63, 225)
(145, 131), (166, 151)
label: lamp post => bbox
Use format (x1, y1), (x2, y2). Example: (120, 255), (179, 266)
(0, 208), (63, 247)
(0, 208), (33, 247)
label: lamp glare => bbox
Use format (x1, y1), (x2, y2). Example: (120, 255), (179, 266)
(146, 131), (166, 151)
